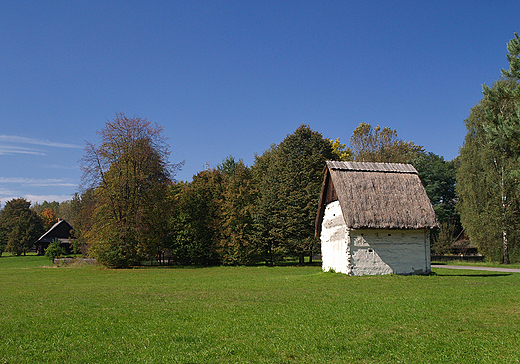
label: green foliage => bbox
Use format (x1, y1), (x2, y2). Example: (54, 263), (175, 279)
(217, 155), (241, 176)
(80, 114), (182, 268)
(482, 33), (520, 161)
(458, 34), (520, 263)
(0, 233), (5, 257)
(168, 171), (222, 266)
(412, 152), (461, 254)
(253, 125), (335, 265)
(44, 239), (66, 261)
(218, 161), (261, 265)
(349, 122), (423, 163)
(431, 221), (458, 255)
(1, 260), (520, 363)
(457, 91), (520, 263)
(31, 200), (73, 223)
(412, 152), (458, 223)
(328, 138), (352, 161)
(70, 190), (97, 255)
(0, 198), (44, 256)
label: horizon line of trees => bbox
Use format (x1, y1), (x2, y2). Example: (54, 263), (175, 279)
(1, 33), (518, 266)
(0, 118), (460, 266)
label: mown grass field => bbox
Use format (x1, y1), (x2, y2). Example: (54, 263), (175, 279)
(1, 255), (519, 363)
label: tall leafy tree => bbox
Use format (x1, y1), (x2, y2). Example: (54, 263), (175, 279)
(482, 33), (520, 160)
(252, 145), (281, 265)
(458, 34), (520, 264)
(253, 125), (335, 265)
(218, 160), (260, 265)
(80, 114), (182, 268)
(412, 153), (458, 223)
(457, 87), (520, 263)
(0, 198), (44, 256)
(168, 169), (222, 265)
(70, 190), (97, 255)
(349, 123), (423, 163)
(412, 152), (460, 254)
(38, 208), (59, 231)
(328, 138), (352, 161)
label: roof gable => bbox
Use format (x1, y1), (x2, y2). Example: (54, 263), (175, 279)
(37, 219), (74, 243)
(316, 161), (438, 234)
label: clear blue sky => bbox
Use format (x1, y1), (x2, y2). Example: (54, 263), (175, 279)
(0, 0), (517, 204)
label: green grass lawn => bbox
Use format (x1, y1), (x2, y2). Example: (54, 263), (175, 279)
(1, 256), (519, 363)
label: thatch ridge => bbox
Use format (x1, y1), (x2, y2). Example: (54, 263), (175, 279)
(326, 160), (417, 173)
(316, 161), (438, 234)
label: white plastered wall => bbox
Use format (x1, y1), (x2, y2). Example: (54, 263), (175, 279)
(348, 229), (431, 276)
(320, 201), (431, 276)
(320, 201), (349, 274)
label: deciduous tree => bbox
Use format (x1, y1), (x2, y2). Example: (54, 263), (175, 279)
(80, 114), (182, 268)
(457, 88), (520, 263)
(218, 160), (260, 265)
(349, 123), (423, 163)
(412, 152), (460, 254)
(168, 170), (222, 265)
(328, 138), (352, 161)
(39, 208), (58, 231)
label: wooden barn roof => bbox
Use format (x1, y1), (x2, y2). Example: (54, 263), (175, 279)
(316, 161), (438, 235)
(37, 219), (73, 243)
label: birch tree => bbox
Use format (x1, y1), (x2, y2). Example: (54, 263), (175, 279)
(457, 87), (520, 263)
(458, 33), (520, 264)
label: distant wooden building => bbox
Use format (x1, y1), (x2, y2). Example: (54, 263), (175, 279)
(315, 161), (438, 276)
(35, 219), (74, 255)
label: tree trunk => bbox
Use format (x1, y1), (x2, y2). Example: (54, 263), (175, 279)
(298, 253), (305, 265)
(503, 230), (510, 264)
(266, 242), (274, 266)
(500, 164), (510, 264)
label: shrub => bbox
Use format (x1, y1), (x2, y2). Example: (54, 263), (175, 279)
(44, 239), (65, 261)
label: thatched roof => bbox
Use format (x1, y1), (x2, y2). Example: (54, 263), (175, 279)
(316, 161), (438, 235)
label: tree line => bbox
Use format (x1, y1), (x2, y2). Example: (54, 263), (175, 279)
(0, 199), (72, 256)
(1, 33), (518, 266)
(1, 114), (459, 267)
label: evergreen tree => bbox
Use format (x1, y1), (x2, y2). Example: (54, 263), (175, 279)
(0, 198), (44, 256)
(168, 170), (222, 266)
(482, 33), (520, 160)
(253, 125), (335, 265)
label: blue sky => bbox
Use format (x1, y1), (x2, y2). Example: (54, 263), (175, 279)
(0, 0), (517, 204)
